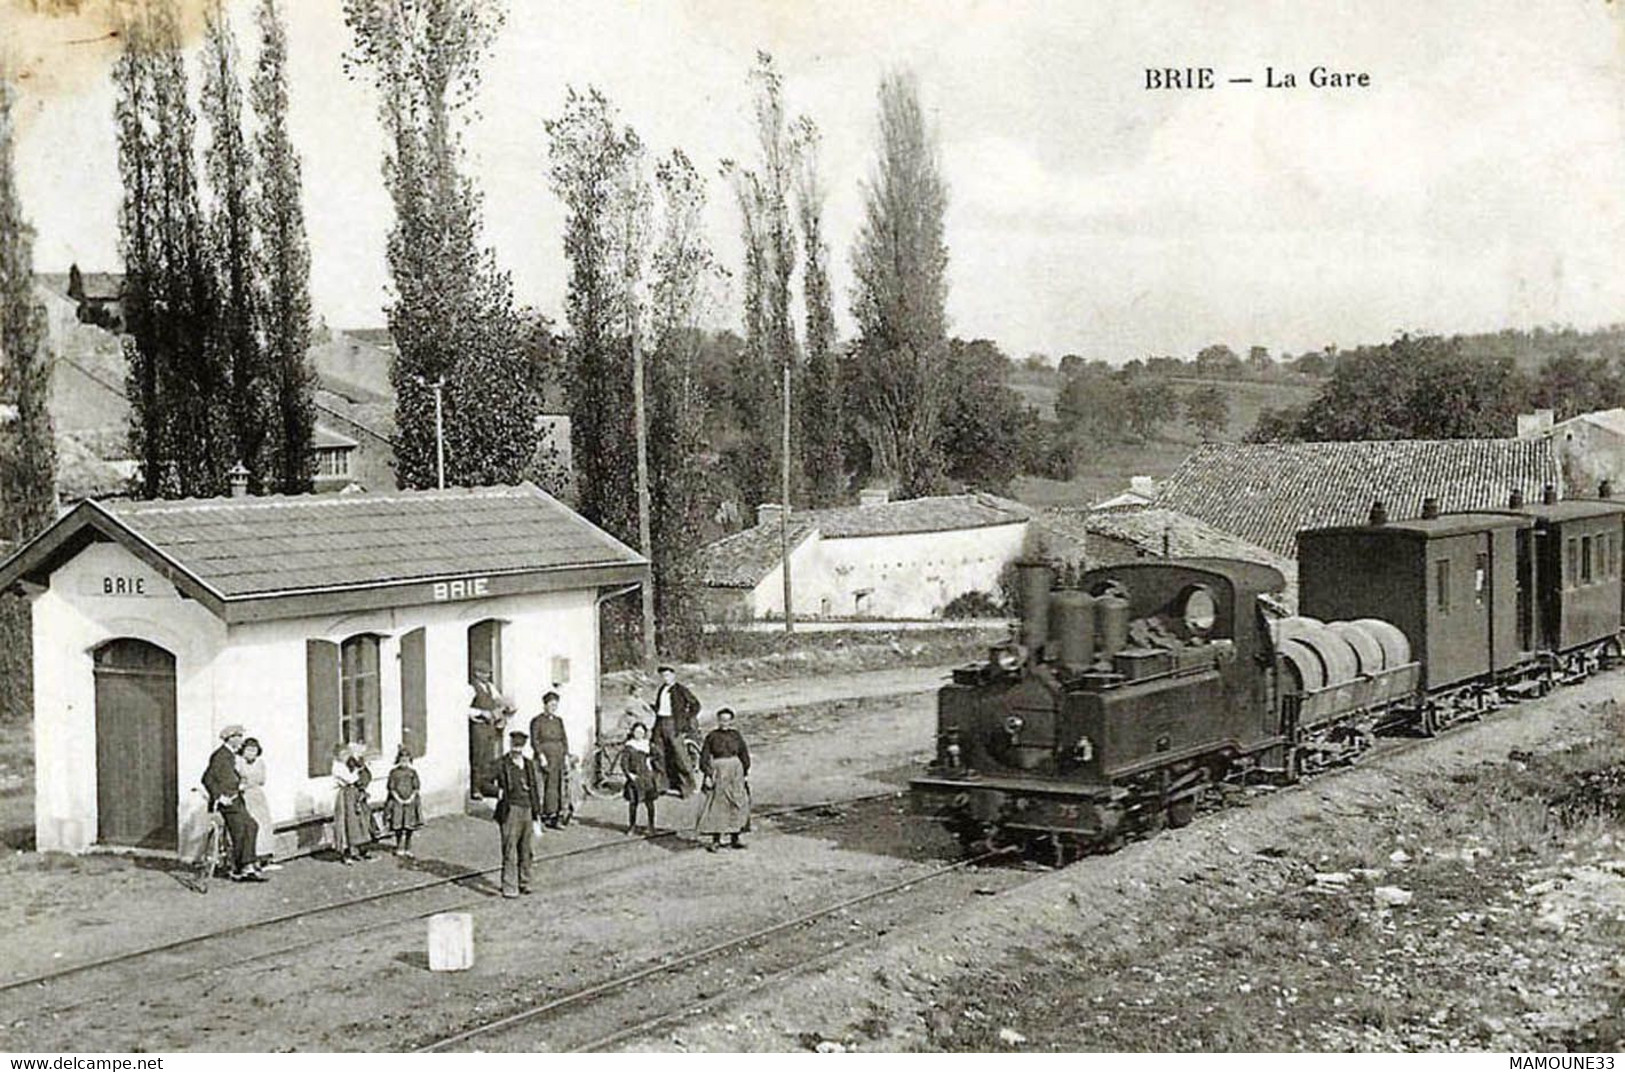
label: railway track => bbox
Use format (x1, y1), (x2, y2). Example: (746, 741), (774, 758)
(0, 791), (899, 1017)
(416, 845), (1023, 1053)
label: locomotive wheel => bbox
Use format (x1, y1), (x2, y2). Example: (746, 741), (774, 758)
(1419, 703), (1442, 738)
(1167, 796), (1197, 828)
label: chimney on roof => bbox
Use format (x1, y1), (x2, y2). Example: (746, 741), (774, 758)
(228, 462), (250, 499)
(1129, 475), (1156, 499)
(1509, 488), (1525, 509)
(1421, 496), (1440, 520)
(756, 503), (784, 529)
(1368, 499), (1387, 526)
(1602, 480), (1615, 500)
(1543, 484), (1558, 506)
(1516, 410), (1555, 439)
(859, 487), (890, 507)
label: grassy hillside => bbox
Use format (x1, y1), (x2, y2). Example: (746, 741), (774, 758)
(1009, 375), (1322, 509)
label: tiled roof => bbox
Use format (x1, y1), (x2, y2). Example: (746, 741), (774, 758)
(1158, 440), (1560, 557)
(312, 425), (359, 450)
(699, 519), (816, 588)
(697, 494), (1031, 589)
(809, 493), (1030, 539)
(95, 483), (643, 598)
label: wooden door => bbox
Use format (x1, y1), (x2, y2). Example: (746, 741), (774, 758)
(94, 639), (178, 849)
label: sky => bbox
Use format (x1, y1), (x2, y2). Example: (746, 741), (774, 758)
(6, 0), (1625, 362)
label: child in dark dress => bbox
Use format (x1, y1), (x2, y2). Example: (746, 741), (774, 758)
(384, 747), (423, 857)
(619, 722), (659, 835)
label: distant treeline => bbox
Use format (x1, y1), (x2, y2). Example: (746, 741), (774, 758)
(1246, 326), (1625, 442)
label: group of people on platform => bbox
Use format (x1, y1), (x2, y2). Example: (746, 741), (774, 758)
(488, 664), (754, 898)
(200, 663), (750, 895)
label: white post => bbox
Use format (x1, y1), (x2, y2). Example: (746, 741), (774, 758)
(433, 380), (446, 491)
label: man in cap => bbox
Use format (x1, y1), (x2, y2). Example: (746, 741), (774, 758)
(468, 659), (516, 800)
(202, 725), (264, 881)
(650, 664), (700, 797)
(492, 729), (543, 898)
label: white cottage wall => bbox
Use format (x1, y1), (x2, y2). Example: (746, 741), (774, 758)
(749, 522), (1028, 619)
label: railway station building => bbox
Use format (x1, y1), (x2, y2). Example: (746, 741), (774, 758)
(0, 483), (647, 856)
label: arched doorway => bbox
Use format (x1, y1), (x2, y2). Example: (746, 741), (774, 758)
(93, 638), (177, 849)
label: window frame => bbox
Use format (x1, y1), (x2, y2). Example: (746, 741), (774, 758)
(339, 633), (383, 755)
(1435, 558), (1451, 614)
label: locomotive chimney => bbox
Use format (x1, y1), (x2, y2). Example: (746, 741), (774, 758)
(1542, 484), (1558, 506)
(1421, 496), (1439, 520)
(1602, 480), (1614, 500)
(1509, 488), (1525, 509)
(1016, 562), (1052, 657)
(1368, 499), (1387, 526)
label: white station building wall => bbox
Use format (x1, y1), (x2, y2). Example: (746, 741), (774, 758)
(33, 539), (602, 855)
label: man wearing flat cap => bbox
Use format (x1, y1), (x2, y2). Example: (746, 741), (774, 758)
(468, 659), (516, 800)
(493, 730), (543, 898)
(202, 725), (264, 882)
(650, 664), (700, 798)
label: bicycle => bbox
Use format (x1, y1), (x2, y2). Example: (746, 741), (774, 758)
(192, 808), (231, 894)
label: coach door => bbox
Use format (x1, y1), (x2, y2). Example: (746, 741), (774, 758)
(93, 639), (178, 849)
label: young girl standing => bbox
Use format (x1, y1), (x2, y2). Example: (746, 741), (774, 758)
(618, 722), (659, 835)
(384, 747), (423, 856)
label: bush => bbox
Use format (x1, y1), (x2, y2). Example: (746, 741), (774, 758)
(942, 590), (1004, 619)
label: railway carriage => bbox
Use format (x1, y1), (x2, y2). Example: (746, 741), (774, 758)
(1500, 490), (1625, 678)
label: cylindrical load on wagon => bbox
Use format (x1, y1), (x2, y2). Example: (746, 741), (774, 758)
(1352, 618), (1411, 669)
(1095, 593), (1131, 663)
(1269, 617), (1358, 687)
(1017, 562), (1052, 657)
(1279, 638), (1327, 693)
(1049, 590), (1095, 670)
(1328, 621), (1386, 675)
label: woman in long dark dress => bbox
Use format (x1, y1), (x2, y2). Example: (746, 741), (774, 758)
(618, 722), (659, 835)
(695, 708), (751, 852)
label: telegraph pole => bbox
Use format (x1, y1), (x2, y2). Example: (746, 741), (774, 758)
(781, 355), (793, 633)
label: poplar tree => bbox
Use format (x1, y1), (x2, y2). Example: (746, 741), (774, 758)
(252, 0), (317, 494)
(117, 1), (232, 499)
(792, 115), (843, 507)
(0, 74), (58, 720)
(849, 70), (950, 499)
(202, 0), (271, 490)
(344, 0), (538, 489)
(648, 150), (720, 653)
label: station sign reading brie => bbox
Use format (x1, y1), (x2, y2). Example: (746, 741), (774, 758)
(432, 577), (491, 602)
(82, 573), (165, 597)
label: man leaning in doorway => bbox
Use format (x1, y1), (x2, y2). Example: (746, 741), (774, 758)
(468, 659), (516, 800)
(651, 664), (699, 798)
(202, 725), (266, 882)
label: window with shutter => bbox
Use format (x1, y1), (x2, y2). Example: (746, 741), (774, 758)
(401, 628), (427, 759)
(340, 634), (382, 754)
(306, 639), (341, 777)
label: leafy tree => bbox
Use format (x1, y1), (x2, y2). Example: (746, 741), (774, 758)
(252, 0), (317, 494)
(937, 339), (1028, 494)
(1528, 352), (1622, 421)
(1183, 384), (1230, 441)
(1122, 377), (1179, 440)
(1057, 353), (1084, 378)
(202, 0), (271, 491)
(1055, 365), (1128, 443)
(117, 0), (232, 499)
(1246, 345), (1274, 375)
(849, 70), (950, 499)
(0, 73), (57, 720)
(1246, 404), (1306, 443)
(722, 52), (800, 510)
(792, 115), (843, 508)
(1193, 343), (1242, 379)
(647, 150), (721, 654)
(344, 0), (538, 490)
(544, 87), (639, 544)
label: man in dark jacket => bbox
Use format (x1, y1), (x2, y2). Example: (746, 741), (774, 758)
(202, 725), (264, 881)
(528, 691), (569, 828)
(493, 730), (543, 898)
(650, 664), (699, 797)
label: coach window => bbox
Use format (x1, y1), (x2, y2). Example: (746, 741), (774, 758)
(1474, 553), (1487, 606)
(1567, 539), (1579, 591)
(1435, 559), (1451, 614)
(1583, 536), (1595, 585)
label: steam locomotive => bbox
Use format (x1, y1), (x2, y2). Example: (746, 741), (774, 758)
(909, 489), (1625, 861)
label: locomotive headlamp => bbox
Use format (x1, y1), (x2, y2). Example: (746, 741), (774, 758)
(1004, 714), (1025, 735)
(945, 741), (963, 767)
(994, 645), (1025, 672)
